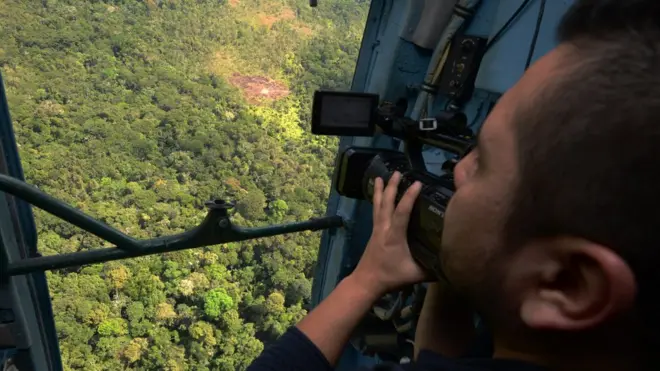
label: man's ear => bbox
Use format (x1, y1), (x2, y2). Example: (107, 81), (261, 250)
(513, 237), (636, 331)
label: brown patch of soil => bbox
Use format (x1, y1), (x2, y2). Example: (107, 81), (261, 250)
(224, 177), (247, 193)
(293, 24), (313, 36)
(145, 0), (157, 10)
(228, 0), (239, 6)
(228, 73), (290, 104)
(258, 7), (296, 27)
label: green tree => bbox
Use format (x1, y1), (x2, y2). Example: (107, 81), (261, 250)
(270, 199), (289, 221)
(237, 189), (267, 220)
(189, 321), (217, 347)
(122, 337), (149, 364)
(204, 288), (234, 318)
(105, 264), (131, 291)
(97, 318), (128, 337)
(286, 277), (312, 304)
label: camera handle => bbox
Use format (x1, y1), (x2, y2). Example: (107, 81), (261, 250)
(375, 109), (473, 173)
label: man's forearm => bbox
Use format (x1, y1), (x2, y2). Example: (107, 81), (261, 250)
(414, 283), (476, 359)
(296, 273), (381, 366)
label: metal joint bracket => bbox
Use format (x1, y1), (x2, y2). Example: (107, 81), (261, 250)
(419, 118), (438, 131)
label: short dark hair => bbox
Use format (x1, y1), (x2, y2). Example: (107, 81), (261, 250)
(505, 0), (660, 346)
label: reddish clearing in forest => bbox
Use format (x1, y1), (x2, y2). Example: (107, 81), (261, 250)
(294, 25), (313, 36)
(228, 73), (290, 104)
(228, 0), (239, 6)
(258, 8), (295, 27)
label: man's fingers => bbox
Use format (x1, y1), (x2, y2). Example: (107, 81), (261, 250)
(392, 181), (422, 230)
(372, 177), (383, 221)
(381, 172), (401, 217)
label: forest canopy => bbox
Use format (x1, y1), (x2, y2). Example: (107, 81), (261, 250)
(0, 0), (369, 369)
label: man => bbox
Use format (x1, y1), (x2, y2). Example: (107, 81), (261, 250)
(248, 0), (657, 369)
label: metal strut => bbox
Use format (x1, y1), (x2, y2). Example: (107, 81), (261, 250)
(0, 174), (344, 277)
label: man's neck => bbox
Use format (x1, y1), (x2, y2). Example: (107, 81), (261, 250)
(492, 347), (543, 366)
(493, 343), (643, 371)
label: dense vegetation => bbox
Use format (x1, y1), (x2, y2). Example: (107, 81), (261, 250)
(0, 0), (368, 369)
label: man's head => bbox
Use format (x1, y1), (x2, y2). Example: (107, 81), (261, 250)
(441, 0), (660, 365)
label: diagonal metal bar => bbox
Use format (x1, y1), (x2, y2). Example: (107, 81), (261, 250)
(0, 174), (141, 251)
(0, 174), (345, 276)
(5, 214), (343, 276)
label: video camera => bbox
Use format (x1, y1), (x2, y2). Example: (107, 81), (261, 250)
(311, 90), (475, 282)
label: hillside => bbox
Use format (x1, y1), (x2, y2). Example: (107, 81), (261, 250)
(0, 0), (369, 370)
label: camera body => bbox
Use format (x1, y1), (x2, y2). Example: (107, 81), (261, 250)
(312, 90), (472, 281)
(335, 147), (453, 280)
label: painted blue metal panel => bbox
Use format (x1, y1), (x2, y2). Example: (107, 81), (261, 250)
(425, 0), (577, 172)
(475, 0), (576, 94)
(422, 0), (501, 175)
(467, 0), (503, 37)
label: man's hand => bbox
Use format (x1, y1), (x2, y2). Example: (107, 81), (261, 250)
(352, 171), (427, 296)
(294, 171), (425, 367)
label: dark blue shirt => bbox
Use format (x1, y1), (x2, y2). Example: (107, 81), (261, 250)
(247, 327), (546, 371)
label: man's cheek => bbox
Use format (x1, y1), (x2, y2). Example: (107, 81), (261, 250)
(443, 195), (475, 246)
(444, 190), (495, 252)
(442, 198), (461, 241)
(445, 188), (478, 225)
